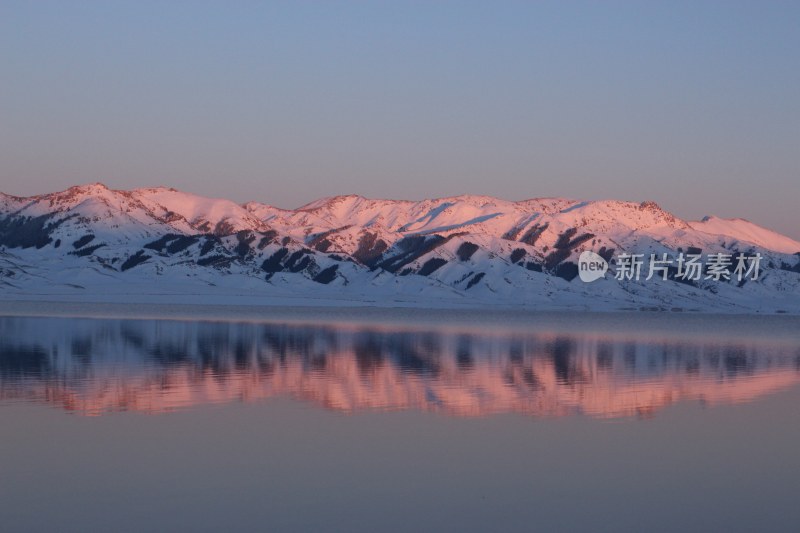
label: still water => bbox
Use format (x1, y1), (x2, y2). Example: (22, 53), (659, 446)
(1, 306), (799, 532)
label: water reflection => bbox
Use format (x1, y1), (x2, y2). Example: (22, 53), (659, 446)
(1, 316), (799, 418)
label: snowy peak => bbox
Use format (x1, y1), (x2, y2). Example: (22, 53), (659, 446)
(297, 194), (372, 212)
(25, 182), (118, 213)
(0, 192), (24, 214)
(129, 187), (270, 235)
(690, 216), (800, 254)
(550, 201), (691, 243)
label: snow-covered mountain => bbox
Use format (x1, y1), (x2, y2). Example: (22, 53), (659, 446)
(1, 183), (799, 312)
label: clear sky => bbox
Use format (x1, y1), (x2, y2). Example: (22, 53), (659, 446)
(1, 1), (798, 238)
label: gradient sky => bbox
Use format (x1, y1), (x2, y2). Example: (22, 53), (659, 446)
(1, 1), (798, 238)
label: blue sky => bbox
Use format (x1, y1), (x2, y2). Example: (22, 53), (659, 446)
(1, 1), (798, 237)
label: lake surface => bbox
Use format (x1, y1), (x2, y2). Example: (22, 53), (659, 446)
(1, 304), (799, 532)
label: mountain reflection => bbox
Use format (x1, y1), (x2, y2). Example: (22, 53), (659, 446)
(1, 316), (799, 418)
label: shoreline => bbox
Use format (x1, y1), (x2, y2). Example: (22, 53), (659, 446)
(2, 298), (799, 344)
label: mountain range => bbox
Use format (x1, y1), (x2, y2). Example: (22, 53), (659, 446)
(1, 183), (799, 312)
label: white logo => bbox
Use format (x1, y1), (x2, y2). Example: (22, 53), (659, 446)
(578, 251), (608, 283)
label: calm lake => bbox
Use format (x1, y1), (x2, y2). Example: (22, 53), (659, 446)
(1, 303), (799, 532)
